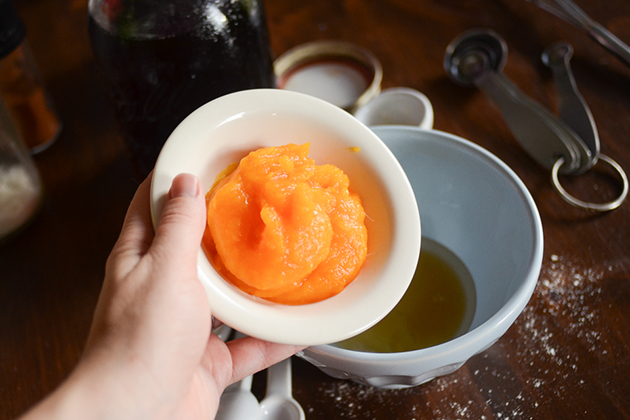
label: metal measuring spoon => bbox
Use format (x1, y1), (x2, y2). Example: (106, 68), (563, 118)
(444, 29), (592, 175)
(259, 358), (305, 420)
(542, 41), (599, 167)
(527, 0), (630, 69)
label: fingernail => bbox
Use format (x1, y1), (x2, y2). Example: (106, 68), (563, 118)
(170, 173), (200, 198)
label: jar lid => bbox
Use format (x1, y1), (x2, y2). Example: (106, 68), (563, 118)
(0, 0), (25, 60)
(274, 41), (382, 113)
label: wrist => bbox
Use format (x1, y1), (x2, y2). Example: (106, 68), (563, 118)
(19, 353), (169, 420)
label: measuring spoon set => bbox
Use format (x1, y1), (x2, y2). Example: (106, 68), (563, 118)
(444, 29), (628, 211)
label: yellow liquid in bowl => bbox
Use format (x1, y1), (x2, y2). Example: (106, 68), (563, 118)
(334, 238), (476, 353)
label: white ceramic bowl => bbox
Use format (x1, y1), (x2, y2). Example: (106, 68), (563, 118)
(300, 126), (543, 387)
(354, 88), (434, 129)
(150, 89), (421, 346)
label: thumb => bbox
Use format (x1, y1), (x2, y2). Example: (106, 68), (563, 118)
(151, 173), (207, 267)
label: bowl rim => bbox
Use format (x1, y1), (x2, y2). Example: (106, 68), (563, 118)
(354, 87), (435, 130)
(306, 126), (543, 360)
(149, 90), (421, 346)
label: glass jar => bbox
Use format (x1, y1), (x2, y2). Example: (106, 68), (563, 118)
(0, 0), (61, 154)
(0, 96), (43, 241)
(88, 0), (276, 180)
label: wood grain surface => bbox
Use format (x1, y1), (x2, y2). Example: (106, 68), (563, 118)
(2, 0), (630, 418)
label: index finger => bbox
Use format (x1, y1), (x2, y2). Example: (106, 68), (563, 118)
(226, 337), (306, 384)
(106, 176), (154, 278)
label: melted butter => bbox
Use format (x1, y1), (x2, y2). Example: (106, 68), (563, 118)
(334, 238), (476, 353)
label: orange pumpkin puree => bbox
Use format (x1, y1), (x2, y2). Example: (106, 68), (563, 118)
(202, 143), (367, 305)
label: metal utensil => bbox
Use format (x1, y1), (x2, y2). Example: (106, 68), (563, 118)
(526, 0), (630, 68)
(542, 41), (600, 164)
(444, 29), (628, 211)
(444, 29), (592, 175)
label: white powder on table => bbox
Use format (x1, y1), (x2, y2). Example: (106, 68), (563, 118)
(0, 165), (40, 238)
(306, 254), (613, 420)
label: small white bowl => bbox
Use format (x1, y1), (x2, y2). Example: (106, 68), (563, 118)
(354, 88), (434, 129)
(300, 126), (543, 387)
(150, 89), (421, 346)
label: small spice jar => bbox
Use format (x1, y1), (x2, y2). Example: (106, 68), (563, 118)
(0, 0), (61, 153)
(0, 95), (43, 241)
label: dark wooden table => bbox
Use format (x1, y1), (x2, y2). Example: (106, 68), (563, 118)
(2, 0), (630, 418)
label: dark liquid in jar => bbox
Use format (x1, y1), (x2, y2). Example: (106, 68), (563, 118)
(88, 3), (276, 179)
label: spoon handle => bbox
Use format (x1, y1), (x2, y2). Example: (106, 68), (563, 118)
(587, 22), (630, 68)
(542, 42), (600, 162)
(239, 374), (254, 392)
(529, 0), (630, 68)
(266, 358), (293, 398)
(477, 71), (591, 174)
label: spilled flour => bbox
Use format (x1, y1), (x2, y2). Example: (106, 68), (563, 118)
(472, 253), (614, 419)
(476, 253), (615, 419)
(512, 253), (608, 371)
(305, 254), (614, 420)
(308, 382), (418, 419)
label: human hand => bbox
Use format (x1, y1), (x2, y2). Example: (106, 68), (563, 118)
(19, 173), (304, 420)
